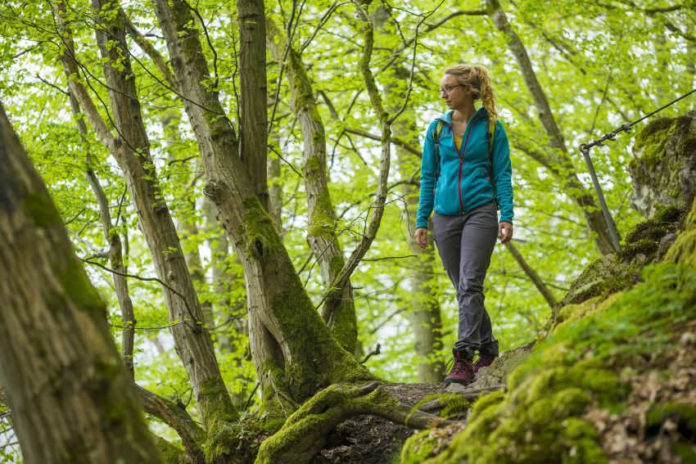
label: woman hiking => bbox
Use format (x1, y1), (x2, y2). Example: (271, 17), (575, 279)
(415, 64), (514, 385)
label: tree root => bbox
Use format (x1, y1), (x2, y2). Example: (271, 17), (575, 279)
(255, 382), (453, 464)
(418, 384), (506, 413)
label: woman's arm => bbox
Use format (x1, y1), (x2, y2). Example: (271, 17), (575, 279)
(416, 121), (438, 230)
(492, 121), (514, 224)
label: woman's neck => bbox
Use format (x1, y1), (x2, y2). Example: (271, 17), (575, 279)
(452, 104), (477, 124)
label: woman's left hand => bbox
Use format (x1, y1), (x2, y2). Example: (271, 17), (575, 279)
(498, 221), (513, 244)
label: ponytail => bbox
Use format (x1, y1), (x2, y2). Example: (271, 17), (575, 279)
(444, 64), (498, 120)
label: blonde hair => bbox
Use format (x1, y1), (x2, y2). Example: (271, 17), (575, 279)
(444, 64), (498, 120)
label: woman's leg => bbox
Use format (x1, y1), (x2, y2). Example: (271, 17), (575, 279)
(453, 201), (498, 358)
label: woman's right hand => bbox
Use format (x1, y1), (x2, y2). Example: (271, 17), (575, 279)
(415, 227), (428, 249)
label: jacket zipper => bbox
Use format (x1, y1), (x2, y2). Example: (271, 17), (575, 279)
(458, 121), (474, 214)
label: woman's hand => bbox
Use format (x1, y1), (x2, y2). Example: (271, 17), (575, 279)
(415, 227), (428, 249)
(498, 221), (513, 244)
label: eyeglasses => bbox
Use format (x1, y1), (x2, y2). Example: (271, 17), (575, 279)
(439, 84), (463, 95)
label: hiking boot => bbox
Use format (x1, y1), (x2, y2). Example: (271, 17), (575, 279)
(472, 354), (498, 373)
(444, 349), (475, 385)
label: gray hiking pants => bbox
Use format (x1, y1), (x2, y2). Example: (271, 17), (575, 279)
(432, 200), (499, 361)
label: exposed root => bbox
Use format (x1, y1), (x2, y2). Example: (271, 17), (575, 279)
(255, 382), (452, 464)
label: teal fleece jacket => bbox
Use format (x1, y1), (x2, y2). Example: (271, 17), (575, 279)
(416, 107), (514, 228)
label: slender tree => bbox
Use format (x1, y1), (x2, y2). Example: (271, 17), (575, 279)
(266, 16), (359, 354)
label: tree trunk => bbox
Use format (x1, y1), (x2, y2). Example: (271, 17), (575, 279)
(486, 0), (619, 255)
(60, 0), (237, 429)
(0, 102), (161, 464)
(152, 0), (372, 404)
(238, 0), (269, 210)
(266, 17), (358, 354)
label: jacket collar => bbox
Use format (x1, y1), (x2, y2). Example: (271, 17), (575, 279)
(439, 106), (487, 126)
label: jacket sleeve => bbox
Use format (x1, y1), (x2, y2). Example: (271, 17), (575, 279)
(492, 121), (514, 223)
(416, 121), (438, 229)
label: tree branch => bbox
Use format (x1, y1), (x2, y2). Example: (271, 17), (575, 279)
(135, 385), (205, 464)
(343, 126), (421, 157)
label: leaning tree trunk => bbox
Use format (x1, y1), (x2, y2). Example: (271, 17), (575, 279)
(486, 0), (619, 255)
(0, 102), (162, 464)
(266, 17), (358, 354)
(58, 0), (237, 430)
(152, 0), (372, 405)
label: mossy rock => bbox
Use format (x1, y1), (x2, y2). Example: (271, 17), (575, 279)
(629, 111), (696, 218)
(561, 254), (636, 306)
(562, 204), (684, 307)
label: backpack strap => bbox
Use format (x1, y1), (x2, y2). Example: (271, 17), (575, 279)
(432, 120), (444, 181)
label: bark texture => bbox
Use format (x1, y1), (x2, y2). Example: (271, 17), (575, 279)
(266, 17), (358, 354)
(0, 102), (161, 464)
(486, 0), (619, 255)
(238, 0), (269, 209)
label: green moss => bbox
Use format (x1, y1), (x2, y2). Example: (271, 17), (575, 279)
(418, 252), (696, 463)
(23, 192), (62, 229)
(441, 396), (470, 419)
(556, 296), (601, 326)
(202, 422), (252, 464)
(632, 117), (678, 169)
(197, 377), (239, 433)
(646, 402), (696, 437)
(58, 254), (106, 314)
(257, 383), (395, 464)
(400, 429), (437, 464)
(673, 442), (696, 462)
(665, 198), (696, 269)
(625, 221), (669, 245)
(470, 389), (505, 418)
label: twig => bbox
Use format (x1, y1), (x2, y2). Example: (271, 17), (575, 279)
(360, 343), (381, 363)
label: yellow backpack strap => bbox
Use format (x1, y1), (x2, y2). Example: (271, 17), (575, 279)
(432, 120), (444, 180)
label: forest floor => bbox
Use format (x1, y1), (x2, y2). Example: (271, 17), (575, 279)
(310, 344), (535, 464)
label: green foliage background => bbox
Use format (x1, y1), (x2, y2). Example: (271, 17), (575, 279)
(1, 0), (694, 459)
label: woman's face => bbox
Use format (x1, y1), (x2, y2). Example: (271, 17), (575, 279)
(440, 74), (473, 109)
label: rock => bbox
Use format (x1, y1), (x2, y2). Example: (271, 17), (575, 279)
(630, 110), (696, 218)
(562, 205), (684, 306)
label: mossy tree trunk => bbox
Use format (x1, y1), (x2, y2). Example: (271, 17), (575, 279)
(266, 17), (358, 355)
(58, 0), (237, 430)
(0, 101), (162, 464)
(486, 0), (620, 255)
(152, 0), (373, 405)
